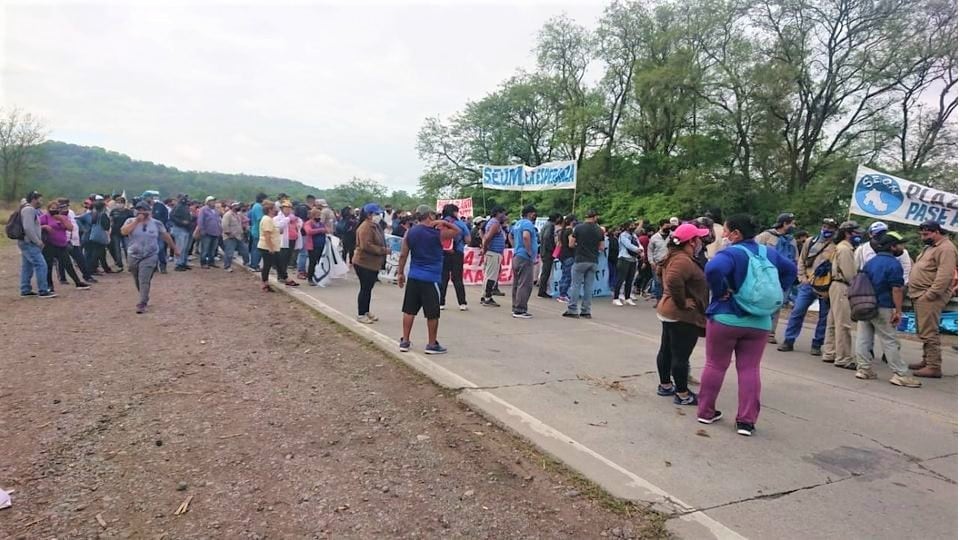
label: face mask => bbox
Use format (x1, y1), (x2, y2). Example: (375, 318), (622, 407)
(922, 237), (935, 246)
(785, 226), (795, 235)
(373, 214), (383, 224)
(851, 235), (862, 247)
(820, 229), (834, 239)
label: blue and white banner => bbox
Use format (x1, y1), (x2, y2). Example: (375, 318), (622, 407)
(849, 165), (958, 232)
(481, 160), (577, 192)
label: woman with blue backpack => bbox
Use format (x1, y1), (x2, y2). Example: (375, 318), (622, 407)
(696, 214), (797, 437)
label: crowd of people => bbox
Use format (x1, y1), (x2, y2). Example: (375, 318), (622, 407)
(12, 188), (958, 437)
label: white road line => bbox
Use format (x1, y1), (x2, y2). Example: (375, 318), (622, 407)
(277, 282), (745, 540)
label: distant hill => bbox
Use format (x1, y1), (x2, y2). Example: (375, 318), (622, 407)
(22, 141), (326, 202)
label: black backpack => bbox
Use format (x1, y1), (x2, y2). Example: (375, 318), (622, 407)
(5, 205), (25, 240)
(848, 272), (879, 321)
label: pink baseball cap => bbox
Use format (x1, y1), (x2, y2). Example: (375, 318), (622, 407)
(672, 223), (711, 244)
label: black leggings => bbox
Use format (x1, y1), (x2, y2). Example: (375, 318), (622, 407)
(656, 321), (701, 393)
(614, 258), (637, 299)
(307, 248), (322, 281)
(440, 251), (467, 306)
(259, 249), (279, 283)
(355, 265), (379, 316)
(44, 244), (82, 289)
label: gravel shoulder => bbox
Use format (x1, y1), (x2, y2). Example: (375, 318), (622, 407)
(0, 243), (666, 539)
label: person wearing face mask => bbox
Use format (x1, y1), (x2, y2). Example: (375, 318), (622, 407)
(439, 203), (471, 311)
(654, 223), (710, 405)
(646, 219), (672, 303)
(479, 207), (508, 307)
(906, 220), (958, 378)
(121, 202), (179, 313)
(822, 220), (862, 369)
(756, 213), (798, 344)
(303, 208), (328, 286)
(39, 202), (90, 292)
(78, 196), (114, 276)
(854, 232), (922, 387)
(691, 217), (716, 269)
(696, 214), (797, 437)
(855, 221), (912, 285)
(778, 218), (838, 356)
(353, 203), (390, 323)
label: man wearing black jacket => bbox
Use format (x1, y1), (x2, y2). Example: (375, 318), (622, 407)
(169, 195), (194, 271)
(537, 213), (562, 298)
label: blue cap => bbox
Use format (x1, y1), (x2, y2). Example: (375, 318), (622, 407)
(362, 203), (383, 215)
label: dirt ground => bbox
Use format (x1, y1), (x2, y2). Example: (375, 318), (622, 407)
(0, 243), (666, 539)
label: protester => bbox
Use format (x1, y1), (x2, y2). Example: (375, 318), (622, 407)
(17, 192), (56, 298)
(247, 193), (266, 271)
(256, 200), (282, 291)
(823, 220), (861, 369)
(78, 196), (113, 275)
(272, 201), (300, 286)
(613, 220), (641, 306)
(563, 210), (604, 319)
(396, 205), (461, 353)
(439, 203), (471, 311)
(221, 202), (248, 272)
(142, 191), (169, 273)
(479, 206), (507, 307)
(353, 203), (390, 323)
(704, 208), (727, 259)
(778, 218), (838, 355)
(691, 217), (716, 268)
(647, 219), (671, 302)
(196, 196), (223, 269)
(294, 197), (314, 278)
(754, 212), (798, 344)
(121, 202), (179, 313)
(303, 208), (328, 286)
(855, 221), (912, 282)
(634, 225), (653, 297)
(335, 207), (358, 265)
(854, 232), (922, 387)
(697, 214), (797, 437)
(168, 194), (194, 271)
(906, 220), (958, 378)
(108, 197), (132, 271)
(537, 213), (561, 299)
(57, 198), (95, 284)
(510, 205), (539, 319)
(655, 223), (710, 405)
(469, 217), (484, 248)
(556, 215), (576, 303)
(39, 201), (89, 291)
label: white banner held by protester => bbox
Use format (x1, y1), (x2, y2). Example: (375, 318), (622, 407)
(436, 198), (473, 218)
(481, 160), (577, 192)
(849, 165), (958, 232)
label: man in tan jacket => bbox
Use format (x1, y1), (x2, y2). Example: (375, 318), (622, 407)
(778, 218), (838, 356)
(908, 220), (958, 378)
(823, 221), (861, 369)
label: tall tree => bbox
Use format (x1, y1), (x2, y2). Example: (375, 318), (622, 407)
(0, 107), (48, 201)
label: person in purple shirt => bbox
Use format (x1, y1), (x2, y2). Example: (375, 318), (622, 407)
(40, 202), (90, 292)
(696, 214), (797, 437)
(197, 196), (224, 269)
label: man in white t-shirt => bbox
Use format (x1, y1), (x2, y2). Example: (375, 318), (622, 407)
(855, 221), (912, 284)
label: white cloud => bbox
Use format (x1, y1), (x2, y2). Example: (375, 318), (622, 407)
(2, 1), (605, 192)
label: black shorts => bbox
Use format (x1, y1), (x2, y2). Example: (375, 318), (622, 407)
(402, 278), (442, 320)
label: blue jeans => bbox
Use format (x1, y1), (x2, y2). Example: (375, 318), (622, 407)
(297, 248), (308, 274)
(650, 273), (663, 300)
(223, 237), (249, 269)
(567, 261), (597, 315)
(558, 257), (574, 297)
(783, 283), (830, 347)
(200, 235), (219, 267)
(249, 235), (261, 269)
(19, 241), (50, 294)
(172, 226), (191, 268)
(156, 237), (167, 270)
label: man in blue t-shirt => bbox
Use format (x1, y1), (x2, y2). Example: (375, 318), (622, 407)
(854, 232), (921, 388)
(510, 205), (540, 318)
(479, 206), (508, 306)
(397, 205), (462, 355)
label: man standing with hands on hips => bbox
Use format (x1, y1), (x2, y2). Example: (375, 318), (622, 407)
(907, 220), (958, 378)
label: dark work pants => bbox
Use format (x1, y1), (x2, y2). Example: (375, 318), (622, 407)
(656, 321), (701, 394)
(355, 265), (379, 316)
(613, 258), (637, 299)
(537, 255), (554, 296)
(44, 244), (82, 289)
(440, 251), (467, 306)
(259, 249), (278, 283)
(276, 247), (292, 280)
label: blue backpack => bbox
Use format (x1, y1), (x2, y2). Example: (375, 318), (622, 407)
(730, 244), (783, 316)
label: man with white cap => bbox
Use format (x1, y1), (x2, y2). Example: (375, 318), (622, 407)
(197, 196), (223, 269)
(317, 198), (337, 232)
(855, 221), (912, 283)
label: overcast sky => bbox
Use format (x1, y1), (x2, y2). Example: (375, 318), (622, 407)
(2, 1), (605, 193)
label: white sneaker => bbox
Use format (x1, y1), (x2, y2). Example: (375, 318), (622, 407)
(625, 298), (637, 306)
(224, 267), (233, 273)
(440, 305), (446, 310)
(459, 305), (468, 311)
(612, 299), (624, 306)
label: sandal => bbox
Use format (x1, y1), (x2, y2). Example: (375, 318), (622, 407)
(261, 284), (273, 292)
(284, 280), (300, 287)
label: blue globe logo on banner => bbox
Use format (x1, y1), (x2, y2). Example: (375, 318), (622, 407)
(855, 173), (904, 216)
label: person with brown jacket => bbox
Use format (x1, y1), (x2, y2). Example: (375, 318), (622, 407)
(823, 221), (861, 369)
(353, 203), (390, 324)
(778, 218), (838, 356)
(907, 220), (958, 378)
(655, 223), (711, 405)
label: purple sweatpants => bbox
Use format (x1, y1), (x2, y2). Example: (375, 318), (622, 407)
(697, 320), (768, 425)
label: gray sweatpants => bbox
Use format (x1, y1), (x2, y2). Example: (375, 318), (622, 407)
(511, 256), (535, 314)
(129, 253), (158, 306)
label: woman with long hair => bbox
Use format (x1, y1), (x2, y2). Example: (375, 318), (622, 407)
(438, 203), (471, 311)
(556, 215), (576, 303)
(257, 200), (283, 291)
(353, 203), (389, 324)
(336, 206), (359, 265)
(654, 224), (710, 405)
(612, 220), (641, 306)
